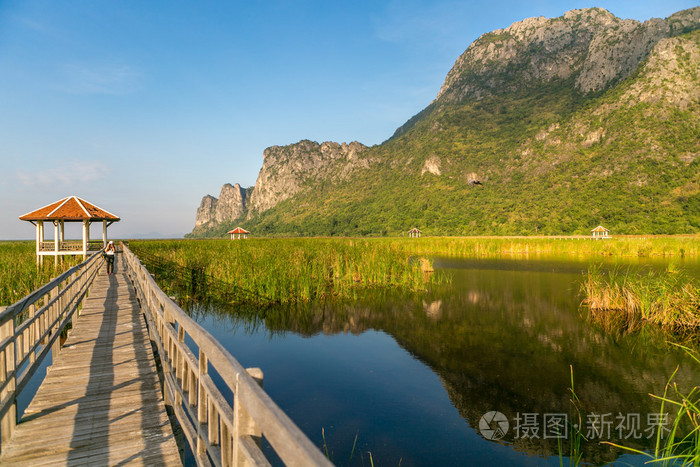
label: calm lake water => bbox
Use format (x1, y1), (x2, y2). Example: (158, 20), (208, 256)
(186, 257), (699, 466)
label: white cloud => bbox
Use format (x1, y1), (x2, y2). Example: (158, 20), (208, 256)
(58, 62), (141, 95)
(16, 160), (111, 187)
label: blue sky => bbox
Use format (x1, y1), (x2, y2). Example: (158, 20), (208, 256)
(1, 0), (697, 239)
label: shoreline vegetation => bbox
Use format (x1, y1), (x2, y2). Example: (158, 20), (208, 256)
(129, 238), (439, 306)
(127, 236), (700, 339)
(392, 235), (700, 259)
(3, 236), (698, 336)
(582, 265), (700, 337)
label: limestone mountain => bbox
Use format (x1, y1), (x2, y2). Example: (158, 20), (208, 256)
(190, 140), (370, 236)
(190, 7), (699, 238)
(246, 140), (370, 218)
(193, 183), (251, 234)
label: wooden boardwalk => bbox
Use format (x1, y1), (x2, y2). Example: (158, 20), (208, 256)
(0, 255), (181, 466)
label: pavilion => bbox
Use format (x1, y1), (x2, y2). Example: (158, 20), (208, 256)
(228, 227), (250, 240)
(591, 225), (610, 239)
(408, 228), (423, 238)
(19, 196), (120, 263)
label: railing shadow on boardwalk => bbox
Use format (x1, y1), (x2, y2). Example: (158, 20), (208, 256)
(65, 274), (117, 463)
(64, 270), (176, 465)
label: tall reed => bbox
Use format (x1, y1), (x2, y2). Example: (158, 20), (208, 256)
(387, 236), (700, 259)
(0, 241), (81, 306)
(581, 265), (700, 333)
(604, 344), (699, 465)
(130, 239), (436, 306)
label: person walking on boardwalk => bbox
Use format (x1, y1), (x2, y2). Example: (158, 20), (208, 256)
(105, 240), (116, 274)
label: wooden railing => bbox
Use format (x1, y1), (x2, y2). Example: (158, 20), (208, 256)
(121, 244), (332, 467)
(0, 251), (104, 449)
(38, 241), (105, 252)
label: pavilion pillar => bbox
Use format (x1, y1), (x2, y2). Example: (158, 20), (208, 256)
(102, 220), (107, 247)
(83, 220), (89, 259)
(38, 221), (44, 266)
(59, 220), (65, 243)
(54, 221), (59, 266)
(35, 222), (40, 265)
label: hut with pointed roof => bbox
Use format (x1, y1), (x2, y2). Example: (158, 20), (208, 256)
(408, 228), (423, 238)
(591, 225), (610, 239)
(228, 227), (250, 240)
(19, 196), (120, 263)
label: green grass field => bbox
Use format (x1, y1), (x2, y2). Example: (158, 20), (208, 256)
(0, 241), (82, 306)
(387, 235), (700, 259)
(129, 238), (436, 305)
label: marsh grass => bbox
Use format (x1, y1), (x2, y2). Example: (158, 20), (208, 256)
(389, 236), (700, 259)
(559, 365), (587, 466)
(0, 241), (82, 306)
(603, 344), (700, 465)
(582, 265), (700, 334)
(130, 239), (438, 306)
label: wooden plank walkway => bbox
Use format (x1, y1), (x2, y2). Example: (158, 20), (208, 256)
(0, 255), (181, 466)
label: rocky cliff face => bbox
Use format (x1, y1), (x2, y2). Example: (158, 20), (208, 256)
(192, 140), (370, 231)
(194, 195), (218, 228)
(194, 183), (248, 229)
(246, 140), (369, 218)
(215, 183), (247, 222)
(435, 7), (700, 103)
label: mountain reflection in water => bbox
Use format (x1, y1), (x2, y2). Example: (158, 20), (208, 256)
(184, 257), (699, 466)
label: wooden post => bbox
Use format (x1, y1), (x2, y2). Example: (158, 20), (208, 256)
(0, 314), (17, 450)
(197, 349), (208, 456)
(50, 287), (60, 361)
(28, 303), (36, 365)
(102, 220), (107, 248)
(176, 325), (185, 406)
(232, 368), (264, 466)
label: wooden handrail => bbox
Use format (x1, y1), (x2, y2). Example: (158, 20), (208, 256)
(121, 243), (332, 467)
(0, 250), (104, 450)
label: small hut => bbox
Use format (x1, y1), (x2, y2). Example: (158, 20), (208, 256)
(408, 228), (423, 238)
(591, 225), (610, 239)
(19, 196), (120, 264)
(228, 227), (250, 240)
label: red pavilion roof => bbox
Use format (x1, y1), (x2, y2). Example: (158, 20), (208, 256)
(19, 196), (120, 222)
(227, 227), (249, 234)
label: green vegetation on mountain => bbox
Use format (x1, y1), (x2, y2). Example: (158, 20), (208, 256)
(191, 9), (700, 238)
